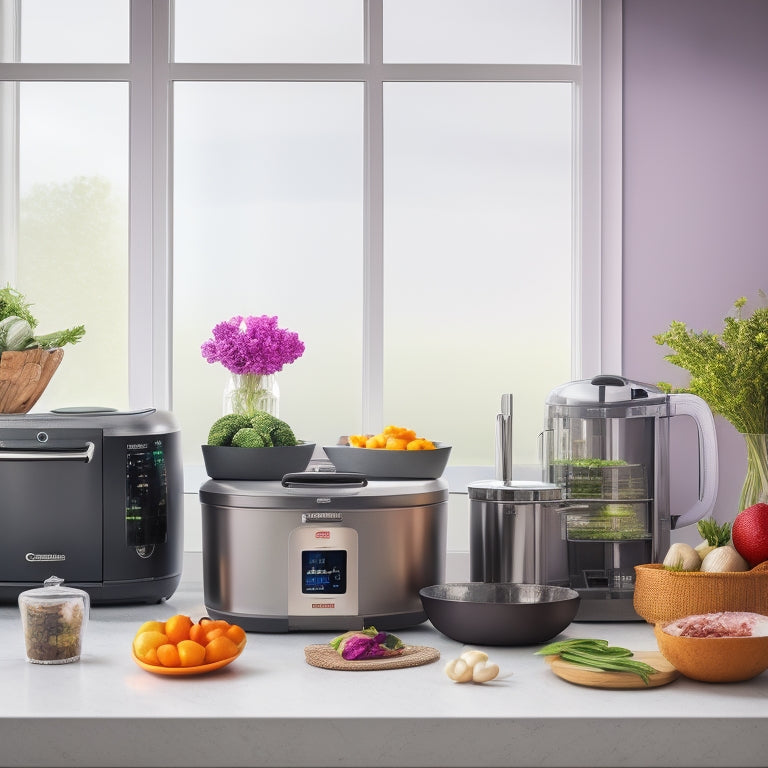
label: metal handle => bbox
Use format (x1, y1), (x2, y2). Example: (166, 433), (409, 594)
(495, 393), (513, 484)
(668, 394), (719, 528)
(281, 471), (368, 489)
(0, 442), (95, 463)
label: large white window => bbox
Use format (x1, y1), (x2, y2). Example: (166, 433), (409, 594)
(0, 0), (620, 489)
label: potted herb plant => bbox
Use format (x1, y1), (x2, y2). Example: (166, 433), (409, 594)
(654, 294), (768, 511)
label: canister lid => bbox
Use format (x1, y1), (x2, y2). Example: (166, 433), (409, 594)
(467, 480), (564, 503)
(199, 475), (449, 510)
(18, 576), (90, 606)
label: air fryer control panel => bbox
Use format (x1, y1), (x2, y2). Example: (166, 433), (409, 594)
(288, 526), (358, 617)
(125, 438), (169, 554)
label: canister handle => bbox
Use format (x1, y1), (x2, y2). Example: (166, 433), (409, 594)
(281, 472), (368, 488)
(668, 393), (719, 528)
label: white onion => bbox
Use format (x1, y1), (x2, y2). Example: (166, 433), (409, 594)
(699, 545), (749, 573)
(662, 542), (701, 571)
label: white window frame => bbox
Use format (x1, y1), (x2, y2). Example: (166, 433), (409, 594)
(0, 0), (622, 481)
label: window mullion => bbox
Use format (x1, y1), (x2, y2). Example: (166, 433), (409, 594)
(363, 0), (384, 432)
(0, 0), (19, 286)
(129, 0), (171, 409)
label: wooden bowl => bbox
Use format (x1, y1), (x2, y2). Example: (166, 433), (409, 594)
(0, 348), (63, 414)
(654, 622), (768, 683)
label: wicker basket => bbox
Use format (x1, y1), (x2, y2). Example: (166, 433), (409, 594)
(634, 561), (768, 624)
(0, 348), (63, 414)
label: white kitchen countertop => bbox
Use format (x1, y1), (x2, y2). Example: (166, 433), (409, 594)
(1, 555), (766, 768)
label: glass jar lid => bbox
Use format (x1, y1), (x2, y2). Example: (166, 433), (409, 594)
(18, 575), (90, 606)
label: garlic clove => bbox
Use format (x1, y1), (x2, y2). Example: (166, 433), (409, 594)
(472, 661), (500, 683)
(445, 658), (474, 683)
(460, 649), (489, 667)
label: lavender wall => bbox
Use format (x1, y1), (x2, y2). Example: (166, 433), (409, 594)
(622, 0), (768, 541)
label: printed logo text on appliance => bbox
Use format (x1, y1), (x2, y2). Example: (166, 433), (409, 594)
(26, 553), (66, 562)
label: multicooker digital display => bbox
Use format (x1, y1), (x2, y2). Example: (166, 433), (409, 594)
(301, 550), (346, 595)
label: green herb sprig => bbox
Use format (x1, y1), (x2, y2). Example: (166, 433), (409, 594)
(654, 293), (768, 435)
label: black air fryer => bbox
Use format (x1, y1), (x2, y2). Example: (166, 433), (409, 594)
(0, 407), (183, 604)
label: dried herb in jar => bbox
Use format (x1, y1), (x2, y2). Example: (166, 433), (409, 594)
(22, 599), (85, 662)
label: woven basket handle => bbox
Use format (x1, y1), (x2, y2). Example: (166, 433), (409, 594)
(750, 561), (768, 573)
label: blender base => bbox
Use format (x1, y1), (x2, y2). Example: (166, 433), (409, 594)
(573, 595), (643, 622)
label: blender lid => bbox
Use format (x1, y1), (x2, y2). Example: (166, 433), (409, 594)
(545, 374), (667, 407)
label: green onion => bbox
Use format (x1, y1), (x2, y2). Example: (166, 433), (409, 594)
(536, 638), (609, 656)
(535, 638), (658, 685)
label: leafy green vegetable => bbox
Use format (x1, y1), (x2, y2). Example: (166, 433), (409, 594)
(566, 504), (648, 541)
(0, 284), (85, 353)
(0, 286), (37, 327)
(552, 459), (628, 468)
(32, 326), (86, 350)
(697, 517), (731, 547)
(654, 293), (768, 435)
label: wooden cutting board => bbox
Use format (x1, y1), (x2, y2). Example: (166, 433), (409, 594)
(546, 651), (680, 689)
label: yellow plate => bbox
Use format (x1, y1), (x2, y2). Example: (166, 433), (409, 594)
(131, 645), (244, 676)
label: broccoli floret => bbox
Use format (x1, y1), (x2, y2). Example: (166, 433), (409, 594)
(270, 422), (297, 446)
(249, 410), (298, 447)
(207, 414), (252, 446)
(231, 428), (269, 448)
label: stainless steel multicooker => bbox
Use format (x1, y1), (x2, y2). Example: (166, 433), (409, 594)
(199, 472), (448, 632)
(540, 375), (719, 620)
(0, 407), (183, 604)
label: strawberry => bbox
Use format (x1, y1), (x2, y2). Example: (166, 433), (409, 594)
(732, 503), (768, 567)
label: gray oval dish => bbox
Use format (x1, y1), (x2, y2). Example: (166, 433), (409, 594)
(202, 443), (315, 480)
(323, 444), (451, 479)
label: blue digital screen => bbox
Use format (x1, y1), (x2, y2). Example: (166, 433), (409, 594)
(302, 550), (347, 594)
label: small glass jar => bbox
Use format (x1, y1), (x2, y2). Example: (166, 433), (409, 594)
(18, 576), (90, 664)
(223, 372), (279, 417)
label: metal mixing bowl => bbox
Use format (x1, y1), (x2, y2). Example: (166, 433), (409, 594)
(420, 583), (580, 646)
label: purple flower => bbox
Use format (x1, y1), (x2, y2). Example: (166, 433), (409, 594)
(201, 315), (305, 375)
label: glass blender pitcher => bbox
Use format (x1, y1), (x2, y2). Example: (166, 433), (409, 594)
(541, 375), (719, 620)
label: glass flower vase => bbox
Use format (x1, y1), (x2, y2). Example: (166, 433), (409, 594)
(223, 373), (279, 417)
(738, 433), (768, 511)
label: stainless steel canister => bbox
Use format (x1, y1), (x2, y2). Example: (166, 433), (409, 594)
(468, 480), (567, 585)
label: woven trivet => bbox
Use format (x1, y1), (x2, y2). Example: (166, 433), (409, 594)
(304, 644), (440, 671)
